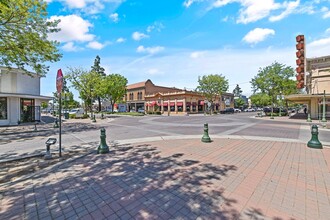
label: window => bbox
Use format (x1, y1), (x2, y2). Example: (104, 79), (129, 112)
(0, 97), (7, 120)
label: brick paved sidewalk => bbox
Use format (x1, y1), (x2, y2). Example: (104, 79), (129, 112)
(0, 138), (330, 220)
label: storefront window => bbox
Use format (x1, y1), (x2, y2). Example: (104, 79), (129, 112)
(0, 98), (7, 120)
(170, 106), (175, 112)
(186, 106), (190, 112)
(178, 106), (183, 112)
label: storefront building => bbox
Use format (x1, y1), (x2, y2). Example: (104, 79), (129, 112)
(126, 79), (234, 115)
(286, 55), (330, 119)
(0, 67), (52, 126)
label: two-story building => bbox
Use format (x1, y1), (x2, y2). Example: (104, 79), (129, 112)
(0, 67), (52, 126)
(125, 79), (234, 115)
(286, 55), (330, 119)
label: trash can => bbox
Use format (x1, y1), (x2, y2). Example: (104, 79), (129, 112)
(64, 112), (69, 119)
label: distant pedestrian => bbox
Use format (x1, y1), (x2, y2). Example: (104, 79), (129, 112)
(304, 107), (307, 114)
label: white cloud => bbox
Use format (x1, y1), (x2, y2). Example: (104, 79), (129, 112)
(237, 0), (281, 24)
(136, 45), (164, 54)
(243, 28), (275, 44)
(212, 0), (233, 8)
(323, 11), (330, 18)
(147, 22), (165, 33)
(61, 42), (82, 52)
(116, 37), (126, 43)
(183, 0), (193, 7)
(65, 0), (86, 8)
(87, 41), (107, 50)
(269, 0), (300, 22)
(308, 37), (330, 57)
(187, 0), (301, 24)
(190, 51), (205, 58)
(326, 28), (330, 34)
(110, 13), (119, 22)
(55, 0), (124, 14)
(132, 32), (149, 41)
(48, 15), (94, 42)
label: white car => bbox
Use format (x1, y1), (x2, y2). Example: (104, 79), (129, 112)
(244, 108), (255, 112)
(234, 108), (241, 113)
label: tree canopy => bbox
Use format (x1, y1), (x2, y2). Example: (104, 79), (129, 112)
(65, 67), (101, 113)
(0, 0), (61, 75)
(196, 74), (229, 104)
(97, 74), (128, 113)
(250, 62), (297, 106)
(91, 55), (106, 111)
(233, 84), (243, 98)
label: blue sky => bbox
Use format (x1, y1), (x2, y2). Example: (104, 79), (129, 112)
(43, 0), (330, 98)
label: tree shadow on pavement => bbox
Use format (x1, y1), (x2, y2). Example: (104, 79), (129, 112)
(0, 143), (272, 219)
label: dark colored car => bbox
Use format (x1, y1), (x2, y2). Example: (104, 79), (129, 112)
(263, 107), (288, 115)
(220, 108), (235, 114)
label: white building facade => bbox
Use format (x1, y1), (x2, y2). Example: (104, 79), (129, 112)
(0, 67), (52, 126)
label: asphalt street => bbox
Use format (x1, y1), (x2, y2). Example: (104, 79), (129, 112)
(0, 112), (329, 161)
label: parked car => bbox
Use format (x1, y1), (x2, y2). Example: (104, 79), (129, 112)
(220, 108), (235, 114)
(244, 108), (255, 112)
(137, 108), (145, 113)
(69, 108), (84, 115)
(234, 108), (241, 113)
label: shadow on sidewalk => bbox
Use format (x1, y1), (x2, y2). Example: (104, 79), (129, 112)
(0, 143), (247, 219)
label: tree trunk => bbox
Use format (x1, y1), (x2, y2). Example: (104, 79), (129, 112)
(98, 97), (101, 112)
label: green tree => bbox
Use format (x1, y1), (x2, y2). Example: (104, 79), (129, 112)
(250, 62), (296, 110)
(66, 67), (102, 115)
(233, 84), (243, 98)
(91, 55), (106, 111)
(97, 74), (127, 113)
(0, 0), (61, 75)
(234, 97), (245, 108)
(196, 74), (229, 113)
(250, 93), (271, 107)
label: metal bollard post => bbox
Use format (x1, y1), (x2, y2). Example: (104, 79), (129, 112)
(201, 123), (211, 143)
(92, 115), (96, 123)
(98, 128), (109, 154)
(307, 125), (323, 149)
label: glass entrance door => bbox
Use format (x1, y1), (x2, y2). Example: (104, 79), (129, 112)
(21, 98), (35, 122)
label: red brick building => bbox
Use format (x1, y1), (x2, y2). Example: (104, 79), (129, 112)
(125, 79), (234, 115)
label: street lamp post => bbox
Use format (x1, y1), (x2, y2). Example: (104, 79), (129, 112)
(279, 92), (282, 117)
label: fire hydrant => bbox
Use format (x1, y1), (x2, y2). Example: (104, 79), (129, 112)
(97, 128), (109, 154)
(307, 125), (323, 149)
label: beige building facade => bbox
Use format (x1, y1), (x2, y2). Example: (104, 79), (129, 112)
(125, 79), (234, 115)
(286, 55), (330, 120)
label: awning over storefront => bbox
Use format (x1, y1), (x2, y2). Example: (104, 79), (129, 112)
(285, 94), (327, 104)
(192, 102), (197, 106)
(199, 101), (204, 105)
(170, 102), (175, 106)
(163, 102), (168, 106)
(176, 102), (183, 106)
(0, 92), (52, 101)
(186, 102), (191, 106)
